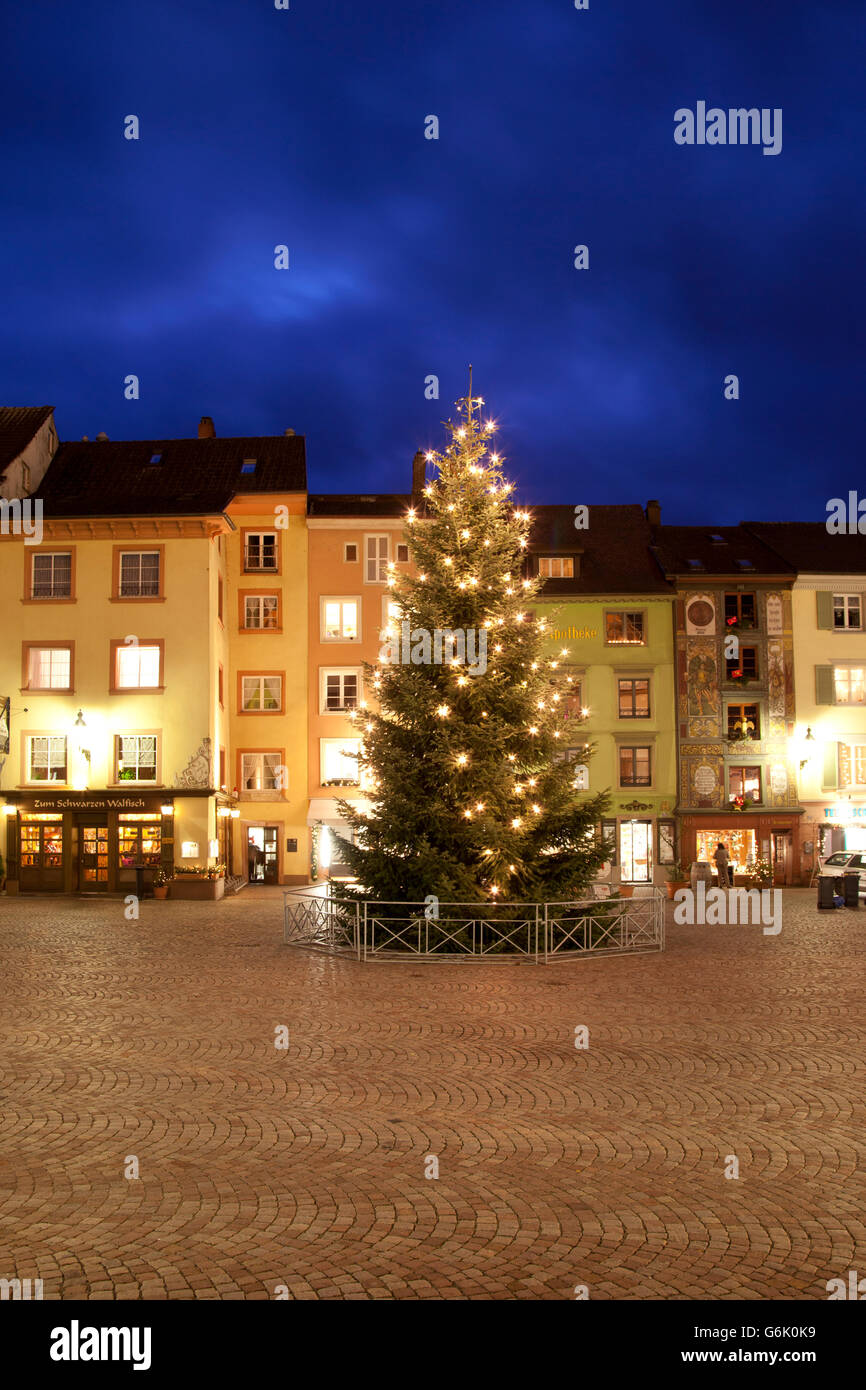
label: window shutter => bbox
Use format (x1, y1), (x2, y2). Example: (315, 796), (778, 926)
(816, 591), (834, 629)
(822, 742), (838, 790)
(815, 665), (834, 705)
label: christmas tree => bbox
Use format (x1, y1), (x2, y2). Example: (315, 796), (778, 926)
(332, 385), (611, 903)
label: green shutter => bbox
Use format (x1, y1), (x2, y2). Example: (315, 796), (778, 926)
(815, 665), (834, 705)
(816, 591), (834, 629)
(822, 742), (838, 790)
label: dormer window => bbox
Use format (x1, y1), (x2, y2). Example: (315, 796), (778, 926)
(709, 533), (726, 544)
(149, 453), (162, 465)
(538, 555), (575, 579)
(241, 459), (257, 475)
(734, 558), (755, 571)
(686, 558), (704, 571)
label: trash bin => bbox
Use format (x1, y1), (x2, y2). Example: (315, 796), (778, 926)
(843, 872), (860, 909)
(817, 876), (835, 910)
(690, 861), (713, 891)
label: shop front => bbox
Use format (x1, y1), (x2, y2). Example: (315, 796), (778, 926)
(595, 797), (679, 890)
(4, 791), (176, 895)
(802, 798), (866, 863)
(679, 811), (803, 886)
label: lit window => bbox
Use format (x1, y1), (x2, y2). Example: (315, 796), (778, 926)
(31, 552), (72, 599)
(244, 596), (278, 629)
(242, 752), (282, 791)
(729, 765), (762, 801)
(116, 644), (161, 689)
(322, 598), (359, 641)
(606, 611), (645, 645)
(28, 735), (67, 782)
(244, 532), (278, 570)
(321, 738), (361, 784)
(116, 735), (158, 781)
(26, 646), (72, 690)
(834, 667), (866, 705)
(538, 556), (574, 579)
(241, 675), (282, 711)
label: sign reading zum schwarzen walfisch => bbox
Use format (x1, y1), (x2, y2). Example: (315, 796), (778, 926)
(17, 794), (163, 812)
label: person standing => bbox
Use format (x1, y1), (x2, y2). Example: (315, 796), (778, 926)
(713, 841), (731, 888)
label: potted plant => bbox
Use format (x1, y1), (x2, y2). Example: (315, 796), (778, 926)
(170, 864), (226, 900)
(617, 881), (634, 898)
(152, 867), (169, 900)
(665, 860), (688, 900)
(730, 794), (755, 812)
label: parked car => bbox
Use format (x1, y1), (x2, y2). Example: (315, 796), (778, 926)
(818, 852), (866, 896)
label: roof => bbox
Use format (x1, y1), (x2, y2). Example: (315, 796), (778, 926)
(742, 521), (866, 574)
(651, 524), (795, 579)
(36, 435), (307, 517)
(307, 493), (411, 518)
(0, 406), (53, 471)
(528, 505), (675, 594)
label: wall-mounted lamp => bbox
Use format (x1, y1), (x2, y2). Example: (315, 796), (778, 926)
(160, 803), (174, 817)
(216, 807), (231, 819)
(230, 808), (240, 819)
(1, 803), (19, 816)
(800, 726), (815, 770)
(74, 709), (86, 727)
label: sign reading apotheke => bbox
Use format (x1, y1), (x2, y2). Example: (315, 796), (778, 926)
(17, 793), (166, 812)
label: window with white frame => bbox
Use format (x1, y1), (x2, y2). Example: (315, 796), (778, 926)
(119, 551), (160, 597)
(115, 644), (161, 689)
(31, 552), (72, 599)
(241, 752), (282, 791)
(244, 532), (278, 571)
(26, 646), (72, 690)
(365, 535), (389, 583)
(833, 594), (862, 629)
(321, 597), (359, 641)
(321, 669), (360, 713)
(241, 675), (282, 711)
(321, 737), (361, 784)
(834, 666), (866, 704)
(28, 735), (67, 782)
(538, 555), (574, 579)
(115, 734), (158, 781)
(244, 595), (278, 629)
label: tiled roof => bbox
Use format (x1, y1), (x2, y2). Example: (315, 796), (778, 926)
(307, 493), (411, 518)
(651, 524), (795, 578)
(743, 521), (866, 574)
(0, 406), (53, 471)
(528, 504), (675, 594)
(36, 435), (307, 517)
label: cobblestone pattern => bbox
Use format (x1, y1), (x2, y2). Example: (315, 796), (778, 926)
(0, 888), (863, 1300)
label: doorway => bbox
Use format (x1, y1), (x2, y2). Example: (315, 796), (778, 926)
(620, 820), (653, 883)
(771, 831), (791, 886)
(246, 826), (279, 885)
(79, 823), (109, 891)
(19, 818), (64, 892)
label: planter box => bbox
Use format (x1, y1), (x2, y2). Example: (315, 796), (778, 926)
(170, 877), (225, 901)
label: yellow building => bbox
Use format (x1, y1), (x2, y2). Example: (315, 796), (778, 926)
(0, 416), (308, 894)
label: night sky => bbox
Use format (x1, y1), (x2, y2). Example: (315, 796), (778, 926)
(2, 1), (863, 523)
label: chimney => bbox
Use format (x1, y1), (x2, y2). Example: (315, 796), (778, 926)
(95, 431), (109, 442)
(81, 435), (89, 442)
(284, 428), (295, 437)
(646, 499), (661, 529)
(412, 450), (427, 498)
(198, 416), (216, 439)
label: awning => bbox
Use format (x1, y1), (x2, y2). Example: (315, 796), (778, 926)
(306, 797), (373, 826)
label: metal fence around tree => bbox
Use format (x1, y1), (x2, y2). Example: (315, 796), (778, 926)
(283, 886), (664, 963)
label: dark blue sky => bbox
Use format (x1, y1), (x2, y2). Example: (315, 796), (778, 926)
(2, 1), (863, 522)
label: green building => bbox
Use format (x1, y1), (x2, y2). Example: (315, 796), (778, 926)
(528, 503), (678, 888)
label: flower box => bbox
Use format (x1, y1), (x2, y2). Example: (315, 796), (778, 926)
(169, 876), (225, 901)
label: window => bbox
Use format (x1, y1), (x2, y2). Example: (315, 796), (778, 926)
(321, 669), (360, 713)
(619, 746), (651, 786)
(241, 674), (283, 712)
(620, 820), (652, 882)
(344, 543), (358, 563)
(118, 550), (161, 597)
(243, 594), (279, 630)
(28, 735), (67, 782)
(218, 665), (224, 707)
(365, 535), (389, 583)
(727, 703), (760, 739)
(686, 559), (704, 571)
(31, 551), (72, 599)
(24, 644), (72, 691)
(321, 737), (361, 785)
(117, 818), (161, 866)
(617, 678), (650, 718)
(729, 765), (762, 802)
(606, 611), (645, 645)
(240, 459), (257, 475)
(726, 646), (758, 679)
(396, 543), (410, 563)
(538, 555), (574, 579)
(244, 531), (278, 571)
(115, 735), (158, 782)
(724, 592), (757, 627)
(833, 667), (866, 705)
(241, 752), (282, 791)
(149, 453), (162, 465)
(321, 597), (360, 641)
(833, 594), (862, 629)
(113, 641), (162, 690)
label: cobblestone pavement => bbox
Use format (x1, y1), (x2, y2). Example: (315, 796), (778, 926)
(1, 887), (863, 1300)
